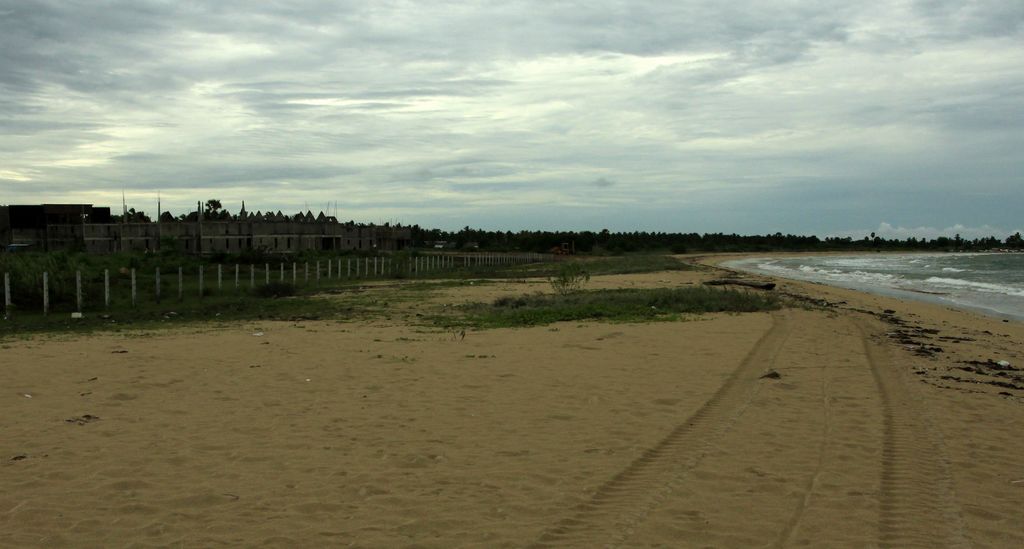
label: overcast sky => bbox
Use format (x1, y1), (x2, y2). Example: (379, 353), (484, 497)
(1, 1), (1022, 238)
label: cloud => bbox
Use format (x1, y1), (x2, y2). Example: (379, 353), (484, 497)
(0, 1), (1021, 233)
(830, 222), (1024, 241)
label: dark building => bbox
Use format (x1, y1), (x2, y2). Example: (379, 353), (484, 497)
(0, 203), (411, 254)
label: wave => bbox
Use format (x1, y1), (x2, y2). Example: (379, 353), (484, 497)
(758, 262), (902, 286)
(924, 277), (1024, 297)
(726, 255), (1024, 321)
(820, 257), (892, 269)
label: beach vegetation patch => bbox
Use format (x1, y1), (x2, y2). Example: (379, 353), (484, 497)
(549, 262), (591, 295)
(446, 286), (781, 328)
(253, 281), (296, 298)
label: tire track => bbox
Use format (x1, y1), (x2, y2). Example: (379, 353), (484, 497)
(855, 319), (971, 549)
(530, 312), (792, 548)
(771, 321), (834, 548)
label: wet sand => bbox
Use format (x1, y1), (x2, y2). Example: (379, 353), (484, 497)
(1, 261), (1021, 547)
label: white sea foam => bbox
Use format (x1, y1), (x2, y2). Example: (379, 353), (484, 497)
(755, 262), (790, 274)
(924, 277), (1024, 297)
(846, 270), (901, 284)
(725, 254), (1024, 320)
(821, 257), (889, 269)
(760, 262), (902, 286)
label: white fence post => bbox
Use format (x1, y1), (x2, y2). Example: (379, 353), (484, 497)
(265, 263), (270, 285)
(218, 264), (223, 291)
(3, 272), (10, 316)
(131, 268), (137, 307)
(198, 266), (204, 297)
(305, 262), (309, 284)
(234, 264), (239, 290)
(280, 262), (285, 281)
(156, 267), (161, 303)
(42, 272), (49, 315)
(104, 269), (110, 308)
(316, 261), (321, 284)
(250, 264), (255, 288)
(75, 270), (82, 312)
(292, 262), (297, 284)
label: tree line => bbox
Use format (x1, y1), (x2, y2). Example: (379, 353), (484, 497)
(409, 226), (1024, 254)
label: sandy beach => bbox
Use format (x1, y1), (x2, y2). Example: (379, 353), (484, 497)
(2, 257), (1022, 547)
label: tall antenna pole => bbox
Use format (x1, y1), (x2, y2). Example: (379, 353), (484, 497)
(120, 188), (126, 252)
(157, 191), (162, 252)
(197, 200), (203, 255)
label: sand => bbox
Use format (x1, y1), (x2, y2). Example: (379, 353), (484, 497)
(1, 259), (1022, 547)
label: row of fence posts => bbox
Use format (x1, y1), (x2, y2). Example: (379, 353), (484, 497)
(2, 253), (550, 316)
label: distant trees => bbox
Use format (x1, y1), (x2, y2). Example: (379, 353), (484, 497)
(405, 226), (1018, 254)
(203, 199), (230, 220)
(118, 208), (150, 223)
(1007, 232), (1023, 248)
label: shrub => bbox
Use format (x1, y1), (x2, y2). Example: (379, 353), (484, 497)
(460, 286), (782, 328)
(549, 262), (590, 295)
(253, 281), (296, 298)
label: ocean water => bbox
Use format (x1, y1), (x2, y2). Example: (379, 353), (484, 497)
(722, 253), (1024, 321)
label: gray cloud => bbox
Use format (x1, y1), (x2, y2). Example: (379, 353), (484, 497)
(0, 1), (1021, 233)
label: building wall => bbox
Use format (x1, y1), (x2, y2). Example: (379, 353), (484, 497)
(40, 216), (411, 255)
(0, 207), (10, 246)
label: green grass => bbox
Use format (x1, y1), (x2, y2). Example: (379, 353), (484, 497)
(571, 254), (697, 276)
(440, 253), (695, 280)
(0, 252), (698, 337)
(436, 286), (782, 329)
(0, 276), (466, 338)
(0, 293), (364, 337)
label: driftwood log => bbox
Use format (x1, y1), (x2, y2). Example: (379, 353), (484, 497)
(704, 278), (776, 291)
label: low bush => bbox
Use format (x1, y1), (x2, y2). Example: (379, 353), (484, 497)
(253, 281), (296, 298)
(549, 262), (590, 295)
(453, 286), (781, 328)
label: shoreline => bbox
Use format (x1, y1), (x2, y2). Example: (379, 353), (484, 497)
(698, 251), (1024, 323)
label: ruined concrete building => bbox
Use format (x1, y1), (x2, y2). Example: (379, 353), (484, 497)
(0, 203), (412, 254)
